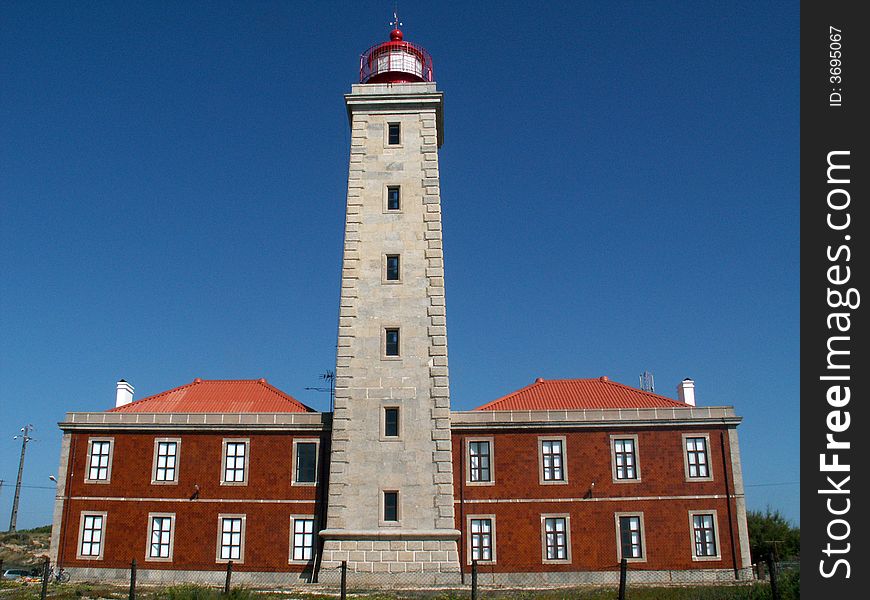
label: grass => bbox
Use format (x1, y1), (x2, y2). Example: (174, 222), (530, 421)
(0, 572), (797, 600)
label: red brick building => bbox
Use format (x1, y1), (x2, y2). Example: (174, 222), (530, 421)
(450, 377), (750, 584)
(49, 376), (750, 585)
(49, 379), (331, 583)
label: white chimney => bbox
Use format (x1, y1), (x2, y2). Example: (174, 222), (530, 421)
(677, 378), (695, 406)
(116, 379), (134, 408)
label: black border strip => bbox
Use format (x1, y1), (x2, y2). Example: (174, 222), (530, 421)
(801, 1), (868, 595)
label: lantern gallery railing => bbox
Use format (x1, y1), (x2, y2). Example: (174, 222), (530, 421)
(359, 38), (434, 83)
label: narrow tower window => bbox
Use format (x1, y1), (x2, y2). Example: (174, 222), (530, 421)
(383, 491), (399, 522)
(388, 122), (401, 145)
(385, 328), (400, 356)
(387, 186), (401, 211)
(386, 255), (400, 281)
(384, 407), (400, 437)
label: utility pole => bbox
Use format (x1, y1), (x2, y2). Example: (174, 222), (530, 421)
(9, 425), (33, 532)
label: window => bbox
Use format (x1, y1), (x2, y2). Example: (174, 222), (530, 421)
(386, 255), (400, 281)
(222, 439), (249, 485)
(293, 439), (318, 485)
(539, 437), (566, 483)
(468, 516), (496, 563)
(611, 435), (640, 482)
(384, 407), (400, 437)
(383, 491), (399, 523)
(152, 439), (180, 484)
(541, 515), (571, 563)
(387, 186), (401, 211)
(77, 512), (106, 559)
(290, 517), (315, 562)
(388, 122), (401, 145)
(468, 439), (493, 484)
(385, 328), (400, 357)
(217, 515), (245, 562)
(616, 513), (645, 561)
(86, 438), (113, 482)
(689, 511), (720, 560)
(147, 513), (175, 561)
(684, 434), (712, 480)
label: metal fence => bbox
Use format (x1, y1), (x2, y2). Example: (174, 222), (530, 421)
(1, 557), (794, 600)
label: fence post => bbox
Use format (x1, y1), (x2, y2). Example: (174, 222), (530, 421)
(40, 557), (50, 600)
(224, 560), (233, 595)
(129, 559), (137, 600)
(617, 558), (628, 600)
(767, 551), (779, 600)
(471, 559), (478, 600)
(340, 560), (347, 600)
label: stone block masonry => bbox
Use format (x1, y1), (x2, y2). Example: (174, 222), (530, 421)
(321, 82), (460, 581)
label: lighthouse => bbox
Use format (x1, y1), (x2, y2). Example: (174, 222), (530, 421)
(319, 21), (460, 582)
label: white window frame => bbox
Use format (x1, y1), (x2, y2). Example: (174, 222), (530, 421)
(384, 184), (402, 213)
(683, 433), (714, 482)
(538, 436), (568, 485)
(688, 510), (722, 561)
(382, 326), (402, 359)
(146, 512), (176, 562)
(85, 437), (114, 483)
(384, 120), (403, 148)
(291, 438), (319, 486)
(151, 438), (181, 485)
(465, 437), (495, 486)
(466, 514), (497, 564)
(614, 512), (647, 563)
(216, 514), (246, 563)
(383, 254), (402, 284)
(76, 511), (107, 560)
(380, 405), (403, 441)
(379, 489), (402, 527)
(289, 515), (316, 563)
(540, 513), (572, 564)
(221, 438), (250, 486)
(610, 434), (641, 483)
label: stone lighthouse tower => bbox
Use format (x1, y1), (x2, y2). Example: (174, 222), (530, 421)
(319, 23), (460, 582)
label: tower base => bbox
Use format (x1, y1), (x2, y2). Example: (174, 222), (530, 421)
(318, 530), (461, 586)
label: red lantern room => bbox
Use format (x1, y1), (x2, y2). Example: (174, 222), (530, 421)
(359, 17), (434, 84)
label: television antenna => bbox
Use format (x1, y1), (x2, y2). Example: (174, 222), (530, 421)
(639, 371), (655, 393)
(305, 370), (336, 412)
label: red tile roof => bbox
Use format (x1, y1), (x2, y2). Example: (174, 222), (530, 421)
(475, 377), (687, 411)
(108, 379), (314, 413)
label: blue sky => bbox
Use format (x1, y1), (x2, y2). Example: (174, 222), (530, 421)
(0, 1), (799, 529)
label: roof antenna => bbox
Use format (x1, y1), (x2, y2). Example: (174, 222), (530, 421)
(639, 371), (655, 393)
(305, 370), (336, 412)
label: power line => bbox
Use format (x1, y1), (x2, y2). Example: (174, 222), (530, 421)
(745, 481), (799, 488)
